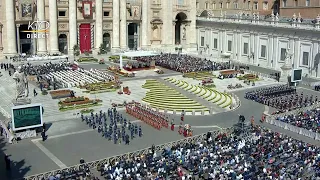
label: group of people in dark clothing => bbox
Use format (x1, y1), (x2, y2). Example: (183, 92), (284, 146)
(81, 108), (142, 145)
(20, 61), (71, 76)
(136, 53), (230, 73)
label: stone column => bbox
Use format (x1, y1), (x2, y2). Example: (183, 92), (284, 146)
(37, 0), (47, 54)
(188, 0), (197, 52)
(5, 0), (17, 55)
(141, 0), (148, 48)
(112, 0), (120, 51)
(69, 0), (77, 54)
(16, 24), (21, 54)
(0, 24), (3, 50)
(162, 0), (173, 46)
(95, 0), (103, 54)
(49, 0), (59, 54)
(120, 0), (127, 50)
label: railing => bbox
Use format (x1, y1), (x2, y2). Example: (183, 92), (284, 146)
(197, 16), (320, 31)
(151, 3), (161, 8)
(24, 127), (233, 180)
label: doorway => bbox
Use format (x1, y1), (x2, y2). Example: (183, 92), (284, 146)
(175, 12), (187, 45)
(58, 34), (68, 54)
(128, 23), (139, 50)
(19, 24), (32, 54)
(79, 24), (91, 53)
(103, 33), (111, 52)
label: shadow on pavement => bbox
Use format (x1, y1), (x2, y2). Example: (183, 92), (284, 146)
(0, 136), (31, 180)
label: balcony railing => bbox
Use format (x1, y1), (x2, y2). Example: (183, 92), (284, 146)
(197, 16), (320, 31)
(151, 3), (161, 8)
(176, 4), (188, 10)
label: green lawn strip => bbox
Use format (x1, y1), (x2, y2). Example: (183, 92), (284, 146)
(147, 103), (208, 110)
(145, 106), (209, 112)
(211, 90), (222, 103)
(177, 81), (185, 87)
(198, 87), (207, 97)
(216, 93), (227, 106)
(59, 103), (102, 112)
(143, 97), (195, 102)
(189, 85), (198, 93)
(193, 86), (202, 95)
(143, 101), (200, 106)
(145, 96), (190, 100)
(147, 90), (180, 94)
(202, 88), (212, 99)
(143, 87), (173, 90)
(181, 81), (189, 89)
(220, 94), (233, 108)
(164, 77), (171, 81)
(206, 89), (217, 101)
(184, 83), (193, 91)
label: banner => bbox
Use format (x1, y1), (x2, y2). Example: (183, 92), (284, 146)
(11, 103), (43, 131)
(83, 1), (92, 17)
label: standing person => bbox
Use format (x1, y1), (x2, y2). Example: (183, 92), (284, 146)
(181, 110), (185, 121)
(33, 88), (37, 97)
(41, 129), (46, 141)
(0, 126), (3, 136)
(251, 116), (255, 128)
(171, 119), (175, 131)
(5, 154), (10, 171)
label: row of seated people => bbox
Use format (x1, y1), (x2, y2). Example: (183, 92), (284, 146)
(21, 61), (71, 75)
(126, 102), (169, 130)
(95, 125), (320, 179)
(245, 85), (296, 100)
(263, 93), (318, 112)
(135, 53), (230, 73)
(47, 163), (98, 180)
(276, 108), (320, 133)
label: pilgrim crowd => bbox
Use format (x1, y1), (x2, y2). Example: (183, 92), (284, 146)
(244, 85), (319, 112)
(20, 61), (71, 76)
(81, 108), (142, 145)
(276, 108), (320, 134)
(94, 125), (319, 179)
(136, 54), (230, 73)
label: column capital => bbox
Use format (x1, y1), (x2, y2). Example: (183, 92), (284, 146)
(16, 24), (20, 28)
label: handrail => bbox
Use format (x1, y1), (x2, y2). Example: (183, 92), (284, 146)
(24, 127), (233, 180)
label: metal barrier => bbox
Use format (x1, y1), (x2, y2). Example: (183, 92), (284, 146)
(24, 128), (233, 180)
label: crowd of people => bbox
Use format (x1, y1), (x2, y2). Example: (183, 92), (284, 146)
(81, 108), (142, 145)
(126, 102), (169, 130)
(136, 53), (230, 73)
(93, 126), (320, 179)
(20, 61), (71, 76)
(276, 108), (320, 133)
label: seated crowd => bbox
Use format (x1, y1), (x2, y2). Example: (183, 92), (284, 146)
(276, 108), (320, 133)
(21, 61), (71, 75)
(95, 126), (320, 179)
(244, 85), (317, 112)
(136, 53), (230, 73)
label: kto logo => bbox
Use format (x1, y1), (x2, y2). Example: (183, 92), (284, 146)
(22, 21), (50, 39)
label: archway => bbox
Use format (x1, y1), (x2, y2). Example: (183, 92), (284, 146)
(58, 34), (68, 54)
(200, 10), (208, 17)
(128, 23), (139, 50)
(19, 24), (32, 54)
(175, 12), (187, 45)
(103, 33), (111, 52)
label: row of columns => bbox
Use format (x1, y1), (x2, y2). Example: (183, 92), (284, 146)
(4, 0), (150, 55)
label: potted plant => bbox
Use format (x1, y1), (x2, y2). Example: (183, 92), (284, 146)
(73, 45), (80, 56)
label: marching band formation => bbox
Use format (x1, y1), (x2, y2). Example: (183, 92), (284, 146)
(81, 108), (142, 145)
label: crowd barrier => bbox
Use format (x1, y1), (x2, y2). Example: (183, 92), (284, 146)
(266, 103), (320, 140)
(24, 127), (233, 180)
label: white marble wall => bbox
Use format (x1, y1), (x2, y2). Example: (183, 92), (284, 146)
(197, 25), (320, 78)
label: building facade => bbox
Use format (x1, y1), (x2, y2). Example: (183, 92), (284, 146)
(279, 0), (320, 18)
(196, 15), (320, 78)
(0, 0), (197, 58)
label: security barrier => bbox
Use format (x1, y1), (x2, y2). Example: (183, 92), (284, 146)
(24, 127), (233, 180)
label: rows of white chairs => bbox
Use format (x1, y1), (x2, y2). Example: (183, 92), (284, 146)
(49, 70), (99, 88)
(84, 69), (116, 82)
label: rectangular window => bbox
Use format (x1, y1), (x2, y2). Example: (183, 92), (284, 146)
(306, 0), (310, 6)
(263, 2), (268, 10)
(220, 3), (223, 8)
(58, 11), (66, 17)
(214, 38), (218, 49)
(302, 52), (309, 66)
(196, 2), (199, 8)
(254, 2), (258, 10)
(213, 3), (216, 9)
(243, 43), (248, 55)
(294, 0), (298, 6)
(228, 40), (232, 52)
(104, 11), (110, 16)
(205, 2), (208, 9)
(201, 37), (204, 47)
(178, 0), (184, 5)
(282, 0), (287, 7)
(280, 48), (287, 61)
(261, 45), (266, 58)
(234, 2), (238, 9)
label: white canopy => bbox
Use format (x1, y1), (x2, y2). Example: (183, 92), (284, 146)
(117, 51), (159, 57)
